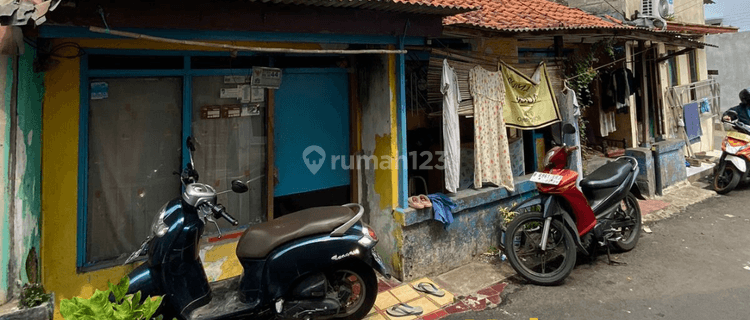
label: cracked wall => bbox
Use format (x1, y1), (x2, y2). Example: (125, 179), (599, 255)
(1, 43), (44, 304)
(358, 52), (402, 279)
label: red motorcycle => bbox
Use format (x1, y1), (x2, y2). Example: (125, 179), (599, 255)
(502, 124), (644, 285)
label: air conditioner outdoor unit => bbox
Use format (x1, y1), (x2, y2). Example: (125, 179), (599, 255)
(636, 0), (673, 30)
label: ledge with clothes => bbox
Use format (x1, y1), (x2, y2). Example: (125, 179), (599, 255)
(407, 193), (457, 228)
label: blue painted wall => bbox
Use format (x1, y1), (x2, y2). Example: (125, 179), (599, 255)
(273, 69), (350, 197)
(399, 179), (538, 280)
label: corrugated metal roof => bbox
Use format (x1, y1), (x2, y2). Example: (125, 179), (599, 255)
(248, 0), (477, 15)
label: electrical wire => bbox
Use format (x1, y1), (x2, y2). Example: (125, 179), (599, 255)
(48, 42), (86, 59)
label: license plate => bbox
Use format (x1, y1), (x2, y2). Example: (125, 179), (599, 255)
(530, 172), (563, 185)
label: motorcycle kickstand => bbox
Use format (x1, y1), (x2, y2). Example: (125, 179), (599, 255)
(606, 245), (626, 266)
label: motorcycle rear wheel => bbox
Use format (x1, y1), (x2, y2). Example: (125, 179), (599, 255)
(714, 164), (740, 195)
(612, 192), (642, 252)
(327, 262), (378, 320)
(504, 212), (577, 286)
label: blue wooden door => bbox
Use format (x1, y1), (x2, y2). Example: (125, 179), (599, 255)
(274, 69), (350, 197)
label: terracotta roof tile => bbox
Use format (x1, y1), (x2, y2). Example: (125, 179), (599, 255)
(439, 0), (627, 32)
(250, 0), (477, 15)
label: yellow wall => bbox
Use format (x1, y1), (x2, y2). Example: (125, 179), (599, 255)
(41, 38), (321, 320)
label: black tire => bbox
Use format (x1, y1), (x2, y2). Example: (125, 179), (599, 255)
(503, 211), (577, 286)
(714, 164), (740, 194)
(328, 261), (377, 320)
(612, 192), (642, 252)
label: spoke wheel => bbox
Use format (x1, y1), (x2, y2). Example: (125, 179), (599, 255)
(612, 192), (642, 252)
(503, 211), (576, 286)
(326, 262), (377, 320)
(714, 164), (740, 194)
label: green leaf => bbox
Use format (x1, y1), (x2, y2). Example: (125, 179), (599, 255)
(60, 299), (80, 319)
(132, 291), (142, 308)
(113, 301), (136, 320)
(141, 296), (163, 319)
(110, 277), (130, 303)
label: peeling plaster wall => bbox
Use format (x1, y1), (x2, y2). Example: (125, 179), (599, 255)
(14, 43), (44, 285)
(0, 44), (44, 304)
(400, 191), (536, 280)
(0, 55), (10, 304)
(357, 53), (402, 279)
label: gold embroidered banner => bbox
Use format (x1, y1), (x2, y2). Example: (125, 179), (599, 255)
(501, 62), (560, 129)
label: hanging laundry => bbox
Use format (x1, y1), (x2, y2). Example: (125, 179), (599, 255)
(469, 66), (515, 191)
(500, 62), (561, 129)
(441, 59), (461, 193)
(427, 193), (457, 228)
(602, 68), (635, 112)
(599, 110), (617, 137)
(559, 90), (583, 187)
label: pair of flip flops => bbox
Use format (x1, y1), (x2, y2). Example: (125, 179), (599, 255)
(385, 283), (445, 317)
(408, 195), (432, 209)
(386, 303), (423, 317)
(412, 282), (445, 297)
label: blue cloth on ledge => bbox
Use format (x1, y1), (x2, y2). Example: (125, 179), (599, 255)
(427, 193), (457, 228)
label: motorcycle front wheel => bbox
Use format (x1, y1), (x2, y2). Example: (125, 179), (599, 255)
(714, 164), (740, 194)
(504, 212), (577, 286)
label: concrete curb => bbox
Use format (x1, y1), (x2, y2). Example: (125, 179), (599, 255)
(642, 181), (717, 223)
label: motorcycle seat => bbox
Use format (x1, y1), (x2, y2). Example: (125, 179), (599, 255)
(236, 206), (357, 259)
(580, 158), (633, 189)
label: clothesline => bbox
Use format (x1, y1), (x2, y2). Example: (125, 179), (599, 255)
(564, 47), (654, 82)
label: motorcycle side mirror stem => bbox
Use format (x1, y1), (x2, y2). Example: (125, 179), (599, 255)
(231, 180), (249, 193)
(186, 137), (196, 170)
(563, 123), (576, 135)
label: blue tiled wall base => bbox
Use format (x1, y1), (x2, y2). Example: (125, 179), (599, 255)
(626, 147), (656, 198)
(399, 178), (537, 280)
(651, 139), (687, 195)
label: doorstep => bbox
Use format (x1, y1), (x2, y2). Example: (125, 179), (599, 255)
(368, 266), (510, 320)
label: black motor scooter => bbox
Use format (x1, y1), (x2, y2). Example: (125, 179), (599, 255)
(122, 137), (388, 320)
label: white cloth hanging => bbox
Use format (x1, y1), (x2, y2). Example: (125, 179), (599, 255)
(469, 66), (514, 191)
(559, 90), (583, 188)
(599, 110), (617, 137)
(441, 59), (461, 193)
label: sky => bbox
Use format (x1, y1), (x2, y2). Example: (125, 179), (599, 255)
(704, 0), (750, 31)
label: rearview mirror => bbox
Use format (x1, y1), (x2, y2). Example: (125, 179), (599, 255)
(231, 180), (249, 193)
(563, 123), (576, 134)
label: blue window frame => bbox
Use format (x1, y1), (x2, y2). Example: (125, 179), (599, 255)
(77, 49), (258, 270)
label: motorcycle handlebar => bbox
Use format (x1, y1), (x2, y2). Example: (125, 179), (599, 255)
(209, 203), (239, 226)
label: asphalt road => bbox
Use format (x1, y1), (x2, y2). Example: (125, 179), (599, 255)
(446, 185), (750, 320)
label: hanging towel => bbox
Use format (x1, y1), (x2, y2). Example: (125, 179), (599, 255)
(441, 59), (461, 193)
(559, 90), (583, 188)
(427, 193), (457, 228)
(599, 110), (617, 137)
(469, 66), (515, 191)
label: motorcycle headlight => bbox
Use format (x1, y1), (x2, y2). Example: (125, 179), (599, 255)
(151, 203), (169, 237)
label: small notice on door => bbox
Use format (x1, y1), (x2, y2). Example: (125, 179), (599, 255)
(91, 82), (109, 100)
(222, 105), (242, 118)
(200, 106), (222, 119)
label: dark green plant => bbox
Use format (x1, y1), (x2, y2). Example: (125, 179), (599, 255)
(60, 276), (166, 320)
(18, 282), (51, 309)
(566, 39), (616, 146)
